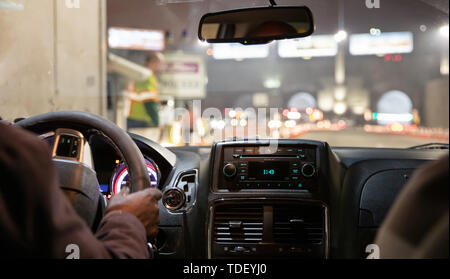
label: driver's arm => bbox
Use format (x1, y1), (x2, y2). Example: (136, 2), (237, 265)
(375, 154), (449, 259)
(0, 123), (160, 259)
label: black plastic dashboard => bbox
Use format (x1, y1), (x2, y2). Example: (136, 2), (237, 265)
(85, 135), (448, 259)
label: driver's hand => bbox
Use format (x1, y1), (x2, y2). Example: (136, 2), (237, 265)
(106, 187), (162, 240)
(0, 119), (11, 126)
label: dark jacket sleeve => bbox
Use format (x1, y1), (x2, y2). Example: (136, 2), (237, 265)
(0, 123), (149, 259)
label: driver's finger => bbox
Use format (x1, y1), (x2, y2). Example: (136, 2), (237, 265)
(151, 202), (160, 221)
(148, 188), (162, 201)
(119, 186), (130, 196)
(141, 187), (162, 201)
(0, 120), (11, 126)
(147, 226), (159, 240)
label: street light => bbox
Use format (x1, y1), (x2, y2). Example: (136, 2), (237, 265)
(334, 30), (348, 43)
(263, 78), (281, 89)
(198, 39), (209, 47)
(440, 24), (449, 38)
(370, 28), (381, 36)
(333, 102), (347, 115)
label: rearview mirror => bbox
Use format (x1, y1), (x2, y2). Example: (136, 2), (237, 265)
(198, 6), (314, 45)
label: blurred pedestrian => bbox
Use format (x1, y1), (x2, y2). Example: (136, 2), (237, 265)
(126, 51), (164, 130)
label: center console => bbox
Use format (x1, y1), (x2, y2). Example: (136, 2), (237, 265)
(208, 140), (330, 259)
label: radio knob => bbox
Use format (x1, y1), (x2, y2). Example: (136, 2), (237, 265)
(301, 163), (316, 178)
(223, 163), (237, 178)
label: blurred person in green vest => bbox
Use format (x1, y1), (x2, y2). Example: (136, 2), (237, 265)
(126, 51), (164, 129)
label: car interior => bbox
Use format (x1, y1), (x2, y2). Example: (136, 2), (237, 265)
(13, 110), (448, 259)
(1, 0), (449, 259)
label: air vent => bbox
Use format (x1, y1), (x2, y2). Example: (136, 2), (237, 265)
(213, 205), (264, 244)
(273, 205), (325, 245)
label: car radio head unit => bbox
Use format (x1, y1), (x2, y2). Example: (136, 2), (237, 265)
(212, 141), (319, 192)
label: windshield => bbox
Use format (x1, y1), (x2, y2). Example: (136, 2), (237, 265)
(1, 0), (449, 148)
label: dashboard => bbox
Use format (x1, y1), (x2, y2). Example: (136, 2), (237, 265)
(79, 133), (175, 196)
(45, 132), (448, 259)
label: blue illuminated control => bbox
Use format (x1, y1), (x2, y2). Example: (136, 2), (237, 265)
(301, 163), (316, 178)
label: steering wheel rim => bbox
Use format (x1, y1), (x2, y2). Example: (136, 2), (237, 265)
(15, 111), (151, 192)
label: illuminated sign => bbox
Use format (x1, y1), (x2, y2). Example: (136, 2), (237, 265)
(373, 113), (414, 123)
(349, 32), (413, 55)
(212, 43), (269, 60)
(376, 90), (413, 125)
(278, 35), (338, 58)
(108, 27), (165, 51)
(159, 53), (206, 99)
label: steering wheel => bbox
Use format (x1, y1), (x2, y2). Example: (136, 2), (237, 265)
(15, 111), (151, 228)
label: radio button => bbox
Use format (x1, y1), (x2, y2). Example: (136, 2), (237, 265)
(238, 168), (248, 175)
(286, 148), (296, 154)
(223, 163), (237, 178)
(244, 147), (255, 154)
(259, 146), (277, 154)
(291, 176), (300, 181)
(275, 183), (283, 189)
(291, 168), (300, 175)
(301, 163), (316, 178)
(239, 182), (250, 188)
(238, 162), (248, 168)
(244, 182), (253, 188)
(269, 183), (279, 188)
(238, 175), (247, 181)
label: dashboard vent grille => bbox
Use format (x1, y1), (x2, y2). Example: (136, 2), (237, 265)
(273, 205), (325, 245)
(213, 205), (264, 244)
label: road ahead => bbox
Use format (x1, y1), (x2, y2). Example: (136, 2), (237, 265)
(297, 129), (448, 148)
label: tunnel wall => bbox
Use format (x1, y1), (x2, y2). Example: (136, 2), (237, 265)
(424, 77), (450, 129)
(0, 0), (107, 121)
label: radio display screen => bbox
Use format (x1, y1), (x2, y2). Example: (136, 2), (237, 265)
(248, 162), (290, 181)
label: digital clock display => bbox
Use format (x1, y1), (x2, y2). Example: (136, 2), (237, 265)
(248, 162), (290, 181)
